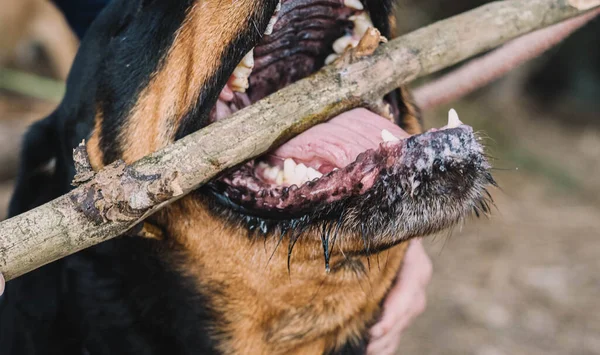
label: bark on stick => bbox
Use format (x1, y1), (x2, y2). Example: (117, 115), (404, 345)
(0, 0), (597, 280)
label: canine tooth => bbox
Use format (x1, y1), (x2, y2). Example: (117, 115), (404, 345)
(350, 12), (373, 38)
(307, 167), (323, 180)
(447, 108), (463, 128)
(325, 54), (339, 65)
(344, 0), (364, 10)
(381, 129), (400, 142)
(333, 35), (356, 54)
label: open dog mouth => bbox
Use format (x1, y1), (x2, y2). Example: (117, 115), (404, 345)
(205, 0), (494, 241)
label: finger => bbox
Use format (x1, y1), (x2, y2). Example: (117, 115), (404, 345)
(0, 273), (4, 296)
(383, 239), (431, 308)
(367, 332), (402, 355)
(370, 240), (431, 338)
(370, 287), (427, 340)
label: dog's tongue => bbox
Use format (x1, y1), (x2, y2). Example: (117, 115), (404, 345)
(271, 108), (410, 171)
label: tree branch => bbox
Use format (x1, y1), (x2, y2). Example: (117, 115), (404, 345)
(0, 0), (597, 280)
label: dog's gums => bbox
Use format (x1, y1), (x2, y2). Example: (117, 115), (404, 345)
(204, 0), (495, 244)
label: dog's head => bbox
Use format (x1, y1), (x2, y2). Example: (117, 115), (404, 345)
(72, 0), (494, 351)
(82, 0), (493, 258)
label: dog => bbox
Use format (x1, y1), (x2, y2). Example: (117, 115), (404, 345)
(0, 1), (494, 354)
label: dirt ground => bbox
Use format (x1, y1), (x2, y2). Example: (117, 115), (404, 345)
(0, 2), (599, 355)
(398, 78), (600, 354)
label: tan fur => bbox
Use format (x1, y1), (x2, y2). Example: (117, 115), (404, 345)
(120, 1), (261, 164)
(399, 86), (421, 135)
(162, 198), (409, 355)
(87, 109), (105, 170)
(0, 0), (77, 80)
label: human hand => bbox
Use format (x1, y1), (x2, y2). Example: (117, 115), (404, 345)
(367, 239), (432, 355)
(0, 272), (4, 296)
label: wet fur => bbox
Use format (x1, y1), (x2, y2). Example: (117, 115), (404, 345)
(2, 1), (446, 354)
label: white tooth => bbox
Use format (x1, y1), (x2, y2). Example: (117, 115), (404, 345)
(447, 108), (463, 128)
(240, 49), (254, 68)
(265, 16), (277, 35)
(283, 158), (297, 183)
(344, 0), (364, 10)
(294, 163), (308, 180)
(233, 66), (253, 78)
(230, 49), (254, 93)
(325, 53), (339, 65)
(381, 129), (400, 142)
(350, 12), (373, 38)
(264, 166), (280, 181)
(230, 76), (249, 93)
(333, 35), (355, 54)
(275, 171), (284, 185)
(307, 167), (323, 180)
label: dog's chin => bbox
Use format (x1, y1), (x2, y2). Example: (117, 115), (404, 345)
(202, 0), (495, 254)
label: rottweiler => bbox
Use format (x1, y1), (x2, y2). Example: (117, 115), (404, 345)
(0, 0), (494, 354)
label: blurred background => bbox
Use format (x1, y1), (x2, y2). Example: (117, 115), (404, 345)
(0, 1), (598, 354)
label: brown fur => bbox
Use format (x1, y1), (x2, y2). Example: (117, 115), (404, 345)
(159, 198), (409, 354)
(87, 108), (105, 170)
(120, 1), (264, 164)
(399, 86), (422, 135)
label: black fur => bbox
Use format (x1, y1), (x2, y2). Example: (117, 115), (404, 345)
(1, 1), (221, 354)
(1, 1), (416, 354)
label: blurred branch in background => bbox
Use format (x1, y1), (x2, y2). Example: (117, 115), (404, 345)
(0, 68), (65, 103)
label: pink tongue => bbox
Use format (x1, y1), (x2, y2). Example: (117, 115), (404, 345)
(272, 108), (410, 170)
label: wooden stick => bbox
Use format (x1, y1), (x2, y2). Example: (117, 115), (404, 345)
(0, 0), (596, 280)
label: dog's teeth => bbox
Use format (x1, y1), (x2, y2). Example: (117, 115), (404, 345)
(283, 158), (297, 183)
(325, 54), (339, 65)
(333, 35), (356, 54)
(265, 16), (278, 35)
(263, 166), (280, 181)
(233, 65), (253, 79)
(381, 129), (400, 142)
(344, 0), (364, 10)
(294, 163), (308, 182)
(307, 167), (323, 180)
(447, 108), (463, 128)
(240, 49), (254, 68)
(350, 12), (373, 38)
(275, 171), (284, 185)
(230, 76), (249, 93)
(230, 50), (254, 93)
